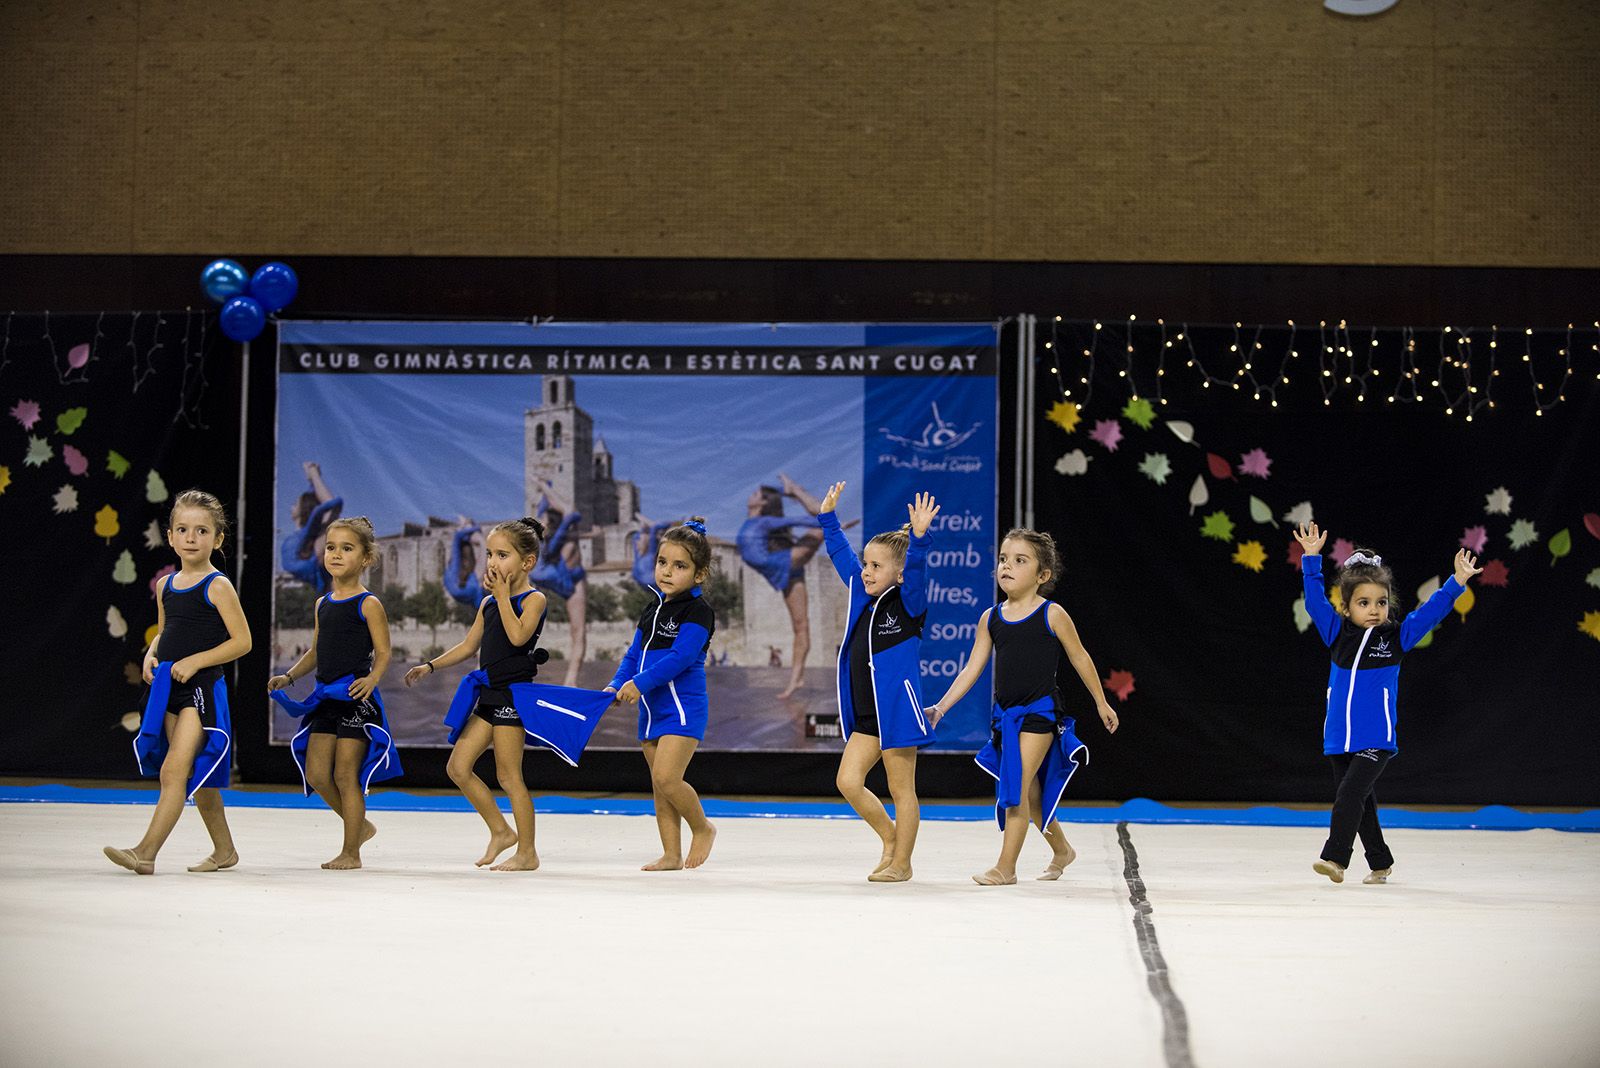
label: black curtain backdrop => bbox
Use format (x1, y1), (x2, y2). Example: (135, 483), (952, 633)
(1, 263), (1595, 805)
(1032, 324), (1600, 806)
(0, 312), (237, 778)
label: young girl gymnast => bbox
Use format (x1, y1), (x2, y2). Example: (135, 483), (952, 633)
(267, 516), (401, 869)
(818, 482), (940, 883)
(404, 517), (549, 870)
(926, 529), (1119, 885)
(606, 518), (718, 870)
(737, 477), (826, 699)
(1296, 521), (1480, 884)
(104, 490), (251, 875)
(531, 480), (589, 687)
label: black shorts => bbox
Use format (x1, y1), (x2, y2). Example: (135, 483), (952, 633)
(163, 674), (221, 728)
(471, 688), (524, 728)
(307, 697), (380, 741)
(851, 711), (880, 738)
(990, 714), (1060, 749)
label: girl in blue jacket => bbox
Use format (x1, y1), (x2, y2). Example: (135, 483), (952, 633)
(819, 482), (940, 883)
(1296, 521), (1481, 885)
(607, 518), (719, 871)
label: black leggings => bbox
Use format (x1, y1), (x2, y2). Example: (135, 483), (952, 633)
(1322, 749), (1395, 870)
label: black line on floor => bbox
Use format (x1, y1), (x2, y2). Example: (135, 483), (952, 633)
(1117, 821), (1196, 1068)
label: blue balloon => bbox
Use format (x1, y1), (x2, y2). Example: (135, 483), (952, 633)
(249, 261), (299, 312)
(201, 259), (249, 303)
(219, 295), (266, 342)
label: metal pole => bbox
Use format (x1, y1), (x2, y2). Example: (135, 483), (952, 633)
(1014, 315), (1027, 528)
(234, 339), (250, 592)
(1023, 315), (1036, 529)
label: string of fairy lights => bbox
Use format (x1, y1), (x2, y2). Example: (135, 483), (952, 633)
(1040, 317), (1599, 421)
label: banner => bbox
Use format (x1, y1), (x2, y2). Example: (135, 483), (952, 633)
(273, 321), (999, 752)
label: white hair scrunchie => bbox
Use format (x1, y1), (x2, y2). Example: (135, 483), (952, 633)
(1344, 551), (1383, 568)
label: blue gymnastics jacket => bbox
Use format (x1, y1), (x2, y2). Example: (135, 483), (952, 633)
(135, 662), (232, 798)
(1302, 554), (1463, 754)
(271, 677), (403, 795)
(820, 511), (936, 750)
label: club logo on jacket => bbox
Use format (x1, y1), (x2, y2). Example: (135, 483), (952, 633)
(1368, 637), (1393, 659)
(876, 613), (903, 637)
(659, 618), (680, 637)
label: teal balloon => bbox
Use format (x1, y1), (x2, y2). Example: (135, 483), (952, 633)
(219, 295), (266, 342)
(249, 261), (298, 312)
(200, 259), (248, 303)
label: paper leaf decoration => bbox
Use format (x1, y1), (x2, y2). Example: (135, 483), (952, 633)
(1416, 576), (1441, 603)
(1089, 419), (1123, 452)
(149, 564), (175, 598)
(1331, 538), (1355, 566)
(1484, 487), (1512, 516)
(1479, 559), (1509, 587)
(1188, 475), (1209, 515)
(55, 407), (87, 435)
(1122, 397), (1157, 430)
(106, 450), (130, 479)
(1200, 510), (1235, 541)
(1292, 596), (1312, 633)
(1579, 611), (1600, 644)
(1459, 525), (1488, 554)
(1238, 448), (1272, 479)
(94, 504), (120, 542)
(1248, 496), (1277, 527)
(1102, 669), (1136, 702)
(1233, 540), (1266, 572)
(0, 465), (9, 495)
(1413, 629), (1434, 649)
(1055, 449), (1091, 476)
(1288, 538), (1305, 571)
(52, 484), (79, 514)
(1206, 453), (1235, 481)
(1453, 584), (1475, 621)
(1587, 567), (1600, 591)
(112, 550), (137, 584)
(144, 519), (164, 550)
(106, 605), (128, 639)
(123, 662), (142, 686)
(1137, 452), (1172, 485)
(1166, 420), (1198, 446)
(62, 444), (88, 476)
(67, 343), (90, 369)
(1548, 528), (1572, 566)
(24, 436), (52, 468)
(1507, 519), (1539, 550)
(1045, 400), (1082, 434)
(145, 469), (168, 503)
(120, 712), (142, 732)
(1585, 513), (1600, 542)
(10, 399), (41, 430)
(1282, 501), (1314, 527)
(144, 623), (158, 647)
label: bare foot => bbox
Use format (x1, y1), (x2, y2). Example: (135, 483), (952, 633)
(972, 867), (1017, 886)
(1037, 841), (1077, 881)
(776, 683), (800, 700)
(870, 843), (895, 875)
(322, 853), (362, 870)
(642, 855), (683, 871)
(187, 848), (239, 873)
(868, 864), (912, 883)
(475, 828), (517, 867)
(685, 822), (717, 869)
(491, 851), (540, 872)
(361, 821), (377, 845)
(104, 846), (154, 875)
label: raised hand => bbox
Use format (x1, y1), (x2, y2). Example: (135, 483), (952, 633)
(907, 492), (941, 537)
(1294, 521), (1328, 556)
(1453, 548), (1483, 585)
(819, 481), (845, 514)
